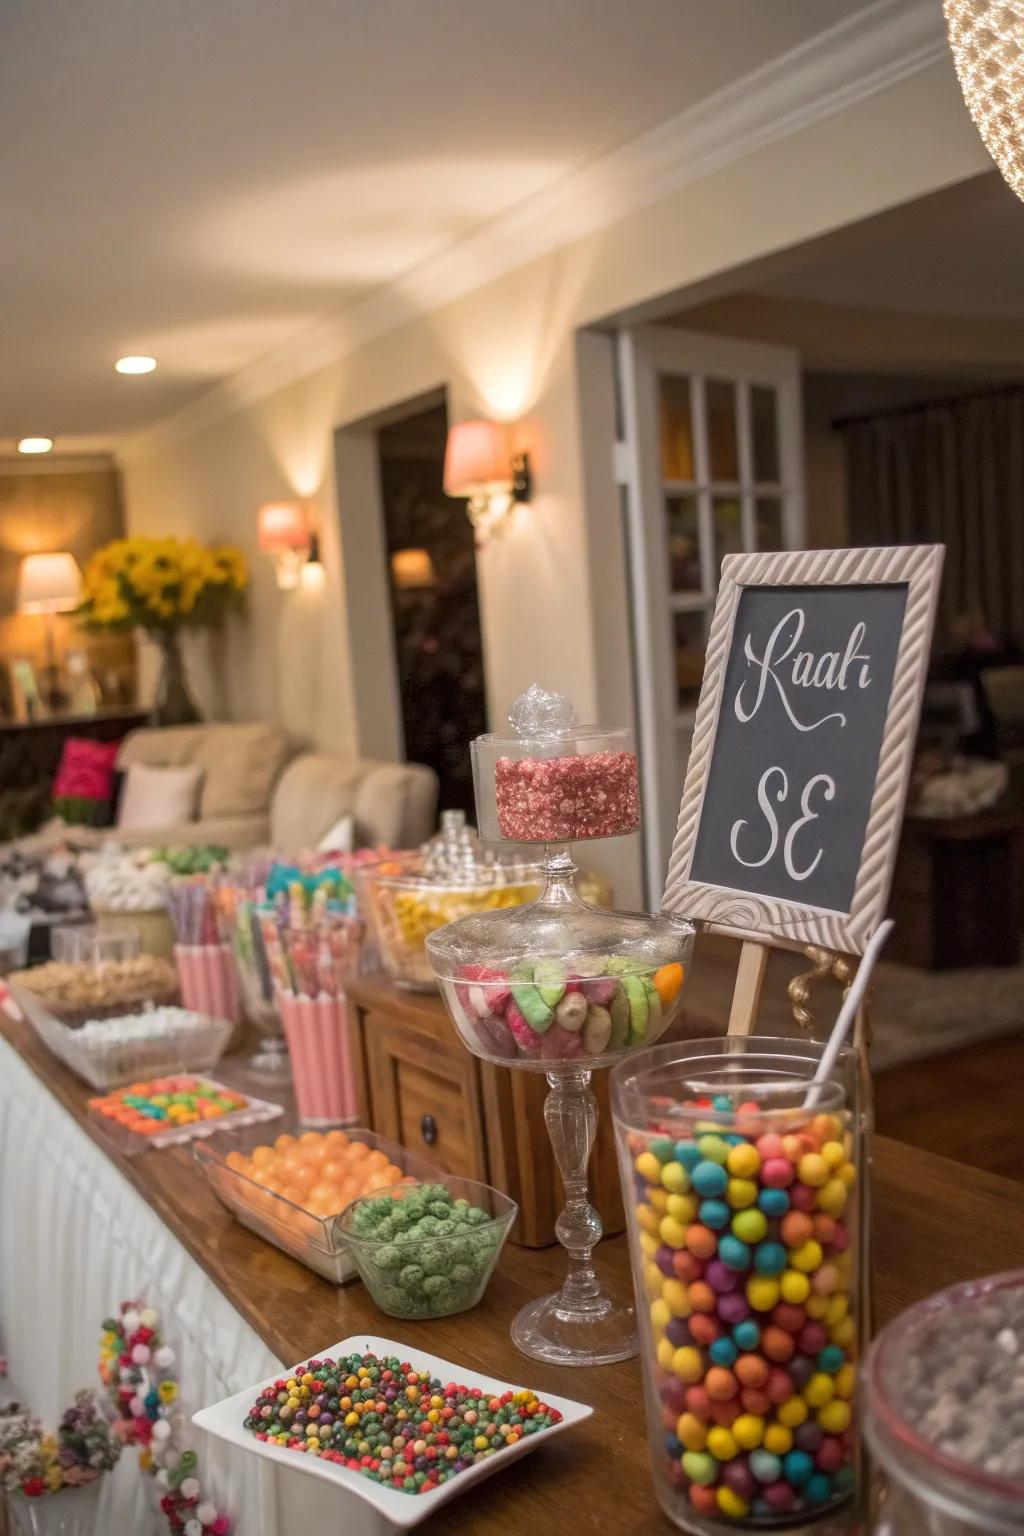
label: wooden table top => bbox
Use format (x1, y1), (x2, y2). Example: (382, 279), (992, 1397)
(4, 1010), (1024, 1533)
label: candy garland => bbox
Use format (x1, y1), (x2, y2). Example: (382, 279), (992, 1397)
(98, 1301), (230, 1536)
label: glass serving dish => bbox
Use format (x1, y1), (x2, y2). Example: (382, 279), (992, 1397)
(428, 685), (695, 1369)
(5, 955), (180, 1025)
(337, 1175), (517, 1318)
(865, 1270), (1024, 1535)
(611, 1038), (864, 1535)
(87, 1073), (282, 1156)
(357, 812), (540, 991)
(195, 1123), (443, 1283)
(10, 985), (233, 1091)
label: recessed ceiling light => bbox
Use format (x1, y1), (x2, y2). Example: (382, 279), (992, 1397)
(115, 355), (157, 375)
(17, 437), (53, 454)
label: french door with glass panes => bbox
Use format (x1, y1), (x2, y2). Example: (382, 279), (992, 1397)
(616, 327), (805, 906)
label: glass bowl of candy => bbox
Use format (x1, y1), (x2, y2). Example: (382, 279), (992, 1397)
(337, 1176), (517, 1318)
(357, 812), (540, 991)
(195, 1124), (442, 1283)
(427, 881), (692, 1071)
(864, 1270), (1024, 1535)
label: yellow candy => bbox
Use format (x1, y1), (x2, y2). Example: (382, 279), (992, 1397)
(650, 1299), (672, 1333)
(638, 1230), (659, 1259)
(818, 1399), (852, 1434)
(677, 1412), (707, 1452)
(697, 1134), (730, 1165)
(662, 1278), (692, 1317)
(803, 1373), (836, 1408)
(648, 1187), (669, 1213)
(717, 1488), (750, 1519)
(727, 1177), (758, 1209)
(659, 1215), (687, 1249)
(733, 1414), (764, 1451)
(635, 1151), (663, 1183)
(636, 1203), (659, 1235)
(707, 1427), (738, 1461)
(837, 1160), (857, 1187)
(830, 1316), (856, 1349)
(835, 1363), (857, 1400)
(746, 1276), (781, 1312)
(804, 1294), (829, 1320)
(763, 1424), (793, 1456)
(777, 1396), (809, 1428)
(666, 1193), (698, 1224)
(817, 1179), (848, 1216)
(825, 1294), (849, 1327)
(798, 1153), (829, 1188)
(661, 1161), (690, 1193)
(821, 1139), (846, 1170)
(726, 1142), (760, 1179)
(791, 1239), (824, 1273)
(780, 1270), (810, 1305)
(656, 1337), (675, 1370)
(672, 1346), (704, 1382)
(644, 1262), (663, 1299)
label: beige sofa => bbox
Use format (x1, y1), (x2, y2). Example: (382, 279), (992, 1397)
(109, 722), (438, 850)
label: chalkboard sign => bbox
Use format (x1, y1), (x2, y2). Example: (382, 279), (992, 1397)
(662, 545), (944, 955)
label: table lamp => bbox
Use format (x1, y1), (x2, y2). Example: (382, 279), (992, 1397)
(17, 551), (83, 711)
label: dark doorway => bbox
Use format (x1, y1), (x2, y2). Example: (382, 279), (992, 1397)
(377, 400), (487, 819)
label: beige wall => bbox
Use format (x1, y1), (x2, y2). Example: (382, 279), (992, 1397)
(122, 61), (989, 904)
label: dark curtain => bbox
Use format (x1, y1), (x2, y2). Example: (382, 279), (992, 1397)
(841, 389), (1024, 645)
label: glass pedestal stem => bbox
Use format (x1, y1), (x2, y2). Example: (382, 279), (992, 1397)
(510, 1067), (637, 1366)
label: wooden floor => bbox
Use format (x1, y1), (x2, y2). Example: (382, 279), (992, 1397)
(683, 932), (1024, 1186)
(874, 1036), (1024, 1183)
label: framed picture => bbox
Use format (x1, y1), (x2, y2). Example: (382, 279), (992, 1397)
(661, 544), (944, 955)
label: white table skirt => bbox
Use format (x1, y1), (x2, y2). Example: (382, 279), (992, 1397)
(0, 1036), (283, 1535)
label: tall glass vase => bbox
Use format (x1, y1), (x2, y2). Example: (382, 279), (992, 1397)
(6, 1479), (103, 1536)
(150, 631), (201, 727)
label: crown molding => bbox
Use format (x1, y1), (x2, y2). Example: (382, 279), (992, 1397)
(122, 0), (947, 465)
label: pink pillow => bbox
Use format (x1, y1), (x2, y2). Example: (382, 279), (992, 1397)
(53, 738), (120, 802)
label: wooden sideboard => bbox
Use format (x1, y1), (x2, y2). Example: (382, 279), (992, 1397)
(344, 975), (625, 1248)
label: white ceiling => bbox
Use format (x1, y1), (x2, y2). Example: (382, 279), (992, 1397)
(0, 0), (862, 444)
(755, 172), (1024, 320)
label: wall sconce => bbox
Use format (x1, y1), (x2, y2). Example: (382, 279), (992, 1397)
(258, 501), (311, 590)
(443, 419), (531, 542)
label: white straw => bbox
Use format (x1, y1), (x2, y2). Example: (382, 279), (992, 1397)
(804, 918), (894, 1107)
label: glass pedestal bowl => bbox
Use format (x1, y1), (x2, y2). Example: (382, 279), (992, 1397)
(427, 850), (695, 1367)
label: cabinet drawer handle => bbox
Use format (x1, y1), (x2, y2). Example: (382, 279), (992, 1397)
(420, 1114), (438, 1146)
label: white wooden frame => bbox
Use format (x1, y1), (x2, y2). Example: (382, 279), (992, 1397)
(616, 326), (805, 907)
(661, 544), (945, 955)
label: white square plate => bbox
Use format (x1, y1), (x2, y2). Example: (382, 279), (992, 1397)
(193, 1334), (592, 1529)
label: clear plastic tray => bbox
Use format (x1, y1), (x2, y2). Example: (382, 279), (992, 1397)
(87, 1074), (283, 1156)
(194, 1123), (442, 1283)
(10, 983), (233, 1092)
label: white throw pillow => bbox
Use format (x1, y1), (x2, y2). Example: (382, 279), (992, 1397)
(316, 814), (354, 853)
(117, 763), (204, 832)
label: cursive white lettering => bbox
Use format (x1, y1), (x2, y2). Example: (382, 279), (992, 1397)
(734, 609), (848, 733)
(783, 774), (835, 881)
(730, 767), (788, 869)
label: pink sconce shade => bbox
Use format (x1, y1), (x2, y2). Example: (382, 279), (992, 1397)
(443, 420), (512, 495)
(17, 552), (82, 613)
(257, 501), (310, 553)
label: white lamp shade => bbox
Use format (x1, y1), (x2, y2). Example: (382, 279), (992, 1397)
(391, 548), (437, 589)
(257, 501), (310, 552)
(443, 420), (511, 495)
(17, 552), (82, 613)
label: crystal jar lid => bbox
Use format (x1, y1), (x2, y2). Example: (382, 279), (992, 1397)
(471, 684), (640, 844)
(366, 811), (540, 891)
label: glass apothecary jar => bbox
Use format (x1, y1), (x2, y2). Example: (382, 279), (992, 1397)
(865, 1270), (1024, 1535)
(611, 1038), (864, 1534)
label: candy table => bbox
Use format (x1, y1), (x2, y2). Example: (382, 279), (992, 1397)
(2, 1009), (1024, 1535)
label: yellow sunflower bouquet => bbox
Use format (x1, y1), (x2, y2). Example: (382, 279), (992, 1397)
(77, 536), (248, 633)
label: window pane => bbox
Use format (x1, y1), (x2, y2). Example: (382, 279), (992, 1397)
(659, 375), (694, 481)
(756, 496), (784, 551)
(713, 496), (743, 572)
(706, 379), (739, 481)
(751, 385), (780, 482)
(666, 493), (701, 593)
(675, 610), (707, 709)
